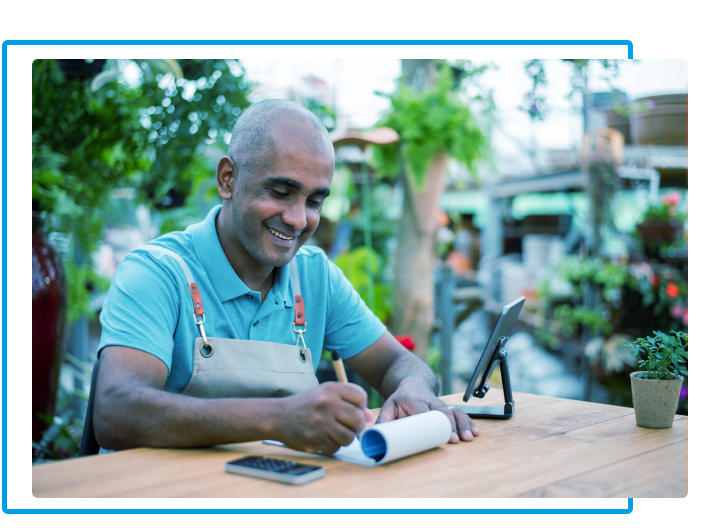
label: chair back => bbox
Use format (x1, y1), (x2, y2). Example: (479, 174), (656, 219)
(78, 359), (101, 456)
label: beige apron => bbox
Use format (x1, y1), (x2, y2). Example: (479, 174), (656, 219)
(145, 246), (319, 399)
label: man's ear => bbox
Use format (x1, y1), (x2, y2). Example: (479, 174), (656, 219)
(216, 156), (237, 200)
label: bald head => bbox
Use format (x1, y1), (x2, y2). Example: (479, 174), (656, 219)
(227, 99), (333, 179)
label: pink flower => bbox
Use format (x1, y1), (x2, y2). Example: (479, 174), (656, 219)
(662, 191), (681, 206)
(684, 310), (688, 326)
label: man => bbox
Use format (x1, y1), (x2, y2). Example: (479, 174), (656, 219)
(94, 100), (479, 454)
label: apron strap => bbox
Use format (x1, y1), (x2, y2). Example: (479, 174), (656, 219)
(140, 245), (206, 324)
(289, 255), (306, 326)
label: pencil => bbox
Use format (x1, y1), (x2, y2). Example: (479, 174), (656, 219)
(330, 350), (348, 384)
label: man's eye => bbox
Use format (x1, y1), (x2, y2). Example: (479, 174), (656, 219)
(271, 189), (288, 198)
(308, 199), (324, 209)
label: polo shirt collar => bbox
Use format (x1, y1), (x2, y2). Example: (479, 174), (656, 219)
(191, 205), (250, 302)
(276, 260), (293, 307)
(191, 205), (293, 306)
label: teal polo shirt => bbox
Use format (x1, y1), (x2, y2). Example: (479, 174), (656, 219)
(98, 205), (387, 393)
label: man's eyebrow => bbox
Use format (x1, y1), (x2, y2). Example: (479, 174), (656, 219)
(264, 176), (302, 190)
(264, 176), (330, 197)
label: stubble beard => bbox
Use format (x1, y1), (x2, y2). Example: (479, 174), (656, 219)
(238, 215), (301, 268)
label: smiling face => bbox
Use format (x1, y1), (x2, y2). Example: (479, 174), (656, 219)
(216, 117), (335, 270)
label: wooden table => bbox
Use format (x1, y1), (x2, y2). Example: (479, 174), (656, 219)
(32, 391), (687, 498)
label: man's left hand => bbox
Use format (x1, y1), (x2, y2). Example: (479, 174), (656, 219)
(376, 378), (479, 443)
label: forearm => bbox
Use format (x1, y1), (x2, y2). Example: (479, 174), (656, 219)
(378, 351), (439, 400)
(94, 384), (283, 450)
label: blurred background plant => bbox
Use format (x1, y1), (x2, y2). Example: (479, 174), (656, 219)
(372, 62), (487, 188)
(371, 60), (490, 360)
(32, 58), (251, 461)
(32, 59), (251, 321)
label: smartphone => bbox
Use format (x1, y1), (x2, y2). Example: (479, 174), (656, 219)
(225, 456), (325, 485)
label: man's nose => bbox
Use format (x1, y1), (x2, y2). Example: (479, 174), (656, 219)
(281, 198), (308, 232)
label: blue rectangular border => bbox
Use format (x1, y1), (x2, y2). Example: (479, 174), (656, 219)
(4, 39), (633, 515)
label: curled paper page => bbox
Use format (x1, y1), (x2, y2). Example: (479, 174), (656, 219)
(264, 410), (452, 466)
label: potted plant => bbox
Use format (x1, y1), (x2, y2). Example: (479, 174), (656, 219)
(636, 191), (686, 245)
(623, 330), (687, 428)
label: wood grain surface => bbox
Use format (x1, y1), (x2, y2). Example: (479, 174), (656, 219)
(32, 392), (687, 498)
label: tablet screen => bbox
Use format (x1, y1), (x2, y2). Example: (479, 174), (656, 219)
(462, 297), (525, 402)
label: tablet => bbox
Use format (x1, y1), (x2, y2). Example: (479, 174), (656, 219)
(454, 296), (525, 419)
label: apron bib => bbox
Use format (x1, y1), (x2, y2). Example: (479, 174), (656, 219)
(143, 246), (319, 399)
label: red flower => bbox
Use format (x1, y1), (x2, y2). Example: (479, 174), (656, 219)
(666, 283), (680, 298)
(650, 274), (659, 286)
(395, 335), (416, 351)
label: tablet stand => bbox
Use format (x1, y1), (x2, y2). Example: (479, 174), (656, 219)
(452, 337), (515, 419)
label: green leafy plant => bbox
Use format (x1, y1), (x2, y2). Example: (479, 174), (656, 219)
(333, 247), (393, 323)
(32, 59), (251, 321)
(640, 191), (687, 223)
(622, 331), (688, 380)
(371, 64), (486, 188)
(536, 256), (688, 355)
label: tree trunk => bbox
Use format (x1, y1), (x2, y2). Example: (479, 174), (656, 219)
(390, 58), (444, 362)
(393, 153), (449, 361)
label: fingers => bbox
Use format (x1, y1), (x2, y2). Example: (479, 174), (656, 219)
(307, 434), (342, 456)
(468, 415), (479, 436)
(324, 422), (358, 452)
(332, 382), (369, 409)
(451, 407), (479, 441)
(375, 400), (397, 424)
(334, 401), (369, 436)
(427, 400), (459, 442)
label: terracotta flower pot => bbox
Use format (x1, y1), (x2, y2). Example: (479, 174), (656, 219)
(636, 220), (683, 244)
(630, 372), (683, 428)
(630, 94), (687, 146)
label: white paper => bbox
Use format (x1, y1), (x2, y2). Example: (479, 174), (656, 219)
(263, 410), (452, 466)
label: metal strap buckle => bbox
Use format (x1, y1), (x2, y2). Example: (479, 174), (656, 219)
(194, 313), (212, 357)
(293, 322), (307, 351)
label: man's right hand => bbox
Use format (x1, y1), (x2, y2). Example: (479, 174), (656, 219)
(274, 382), (373, 455)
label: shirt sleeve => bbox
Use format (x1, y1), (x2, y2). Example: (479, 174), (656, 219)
(322, 257), (387, 360)
(97, 252), (181, 373)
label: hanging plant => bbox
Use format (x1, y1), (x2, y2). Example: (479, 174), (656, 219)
(371, 64), (486, 189)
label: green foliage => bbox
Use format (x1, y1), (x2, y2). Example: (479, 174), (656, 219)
(537, 254), (688, 358)
(135, 59), (250, 206)
(32, 59), (250, 321)
(33, 412), (82, 462)
(334, 247), (393, 323)
(298, 95), (337, 132)
(425, 345), (442, 376)
(372, 64), (486, 189)
(523, 59), (624, 119)
(552, 303), (613, 338)
(640, 191), (687, 223)
(622, 331), (688, 380)
(64, 258), (110, 322)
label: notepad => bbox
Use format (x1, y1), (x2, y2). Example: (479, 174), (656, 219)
(264, 410), (452, 466)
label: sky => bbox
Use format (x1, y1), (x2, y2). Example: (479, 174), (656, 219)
(240, 59), (688, 176)
(121, 58), (687, 176)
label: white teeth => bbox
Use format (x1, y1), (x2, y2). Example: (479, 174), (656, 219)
(268, 227), (293, 240)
